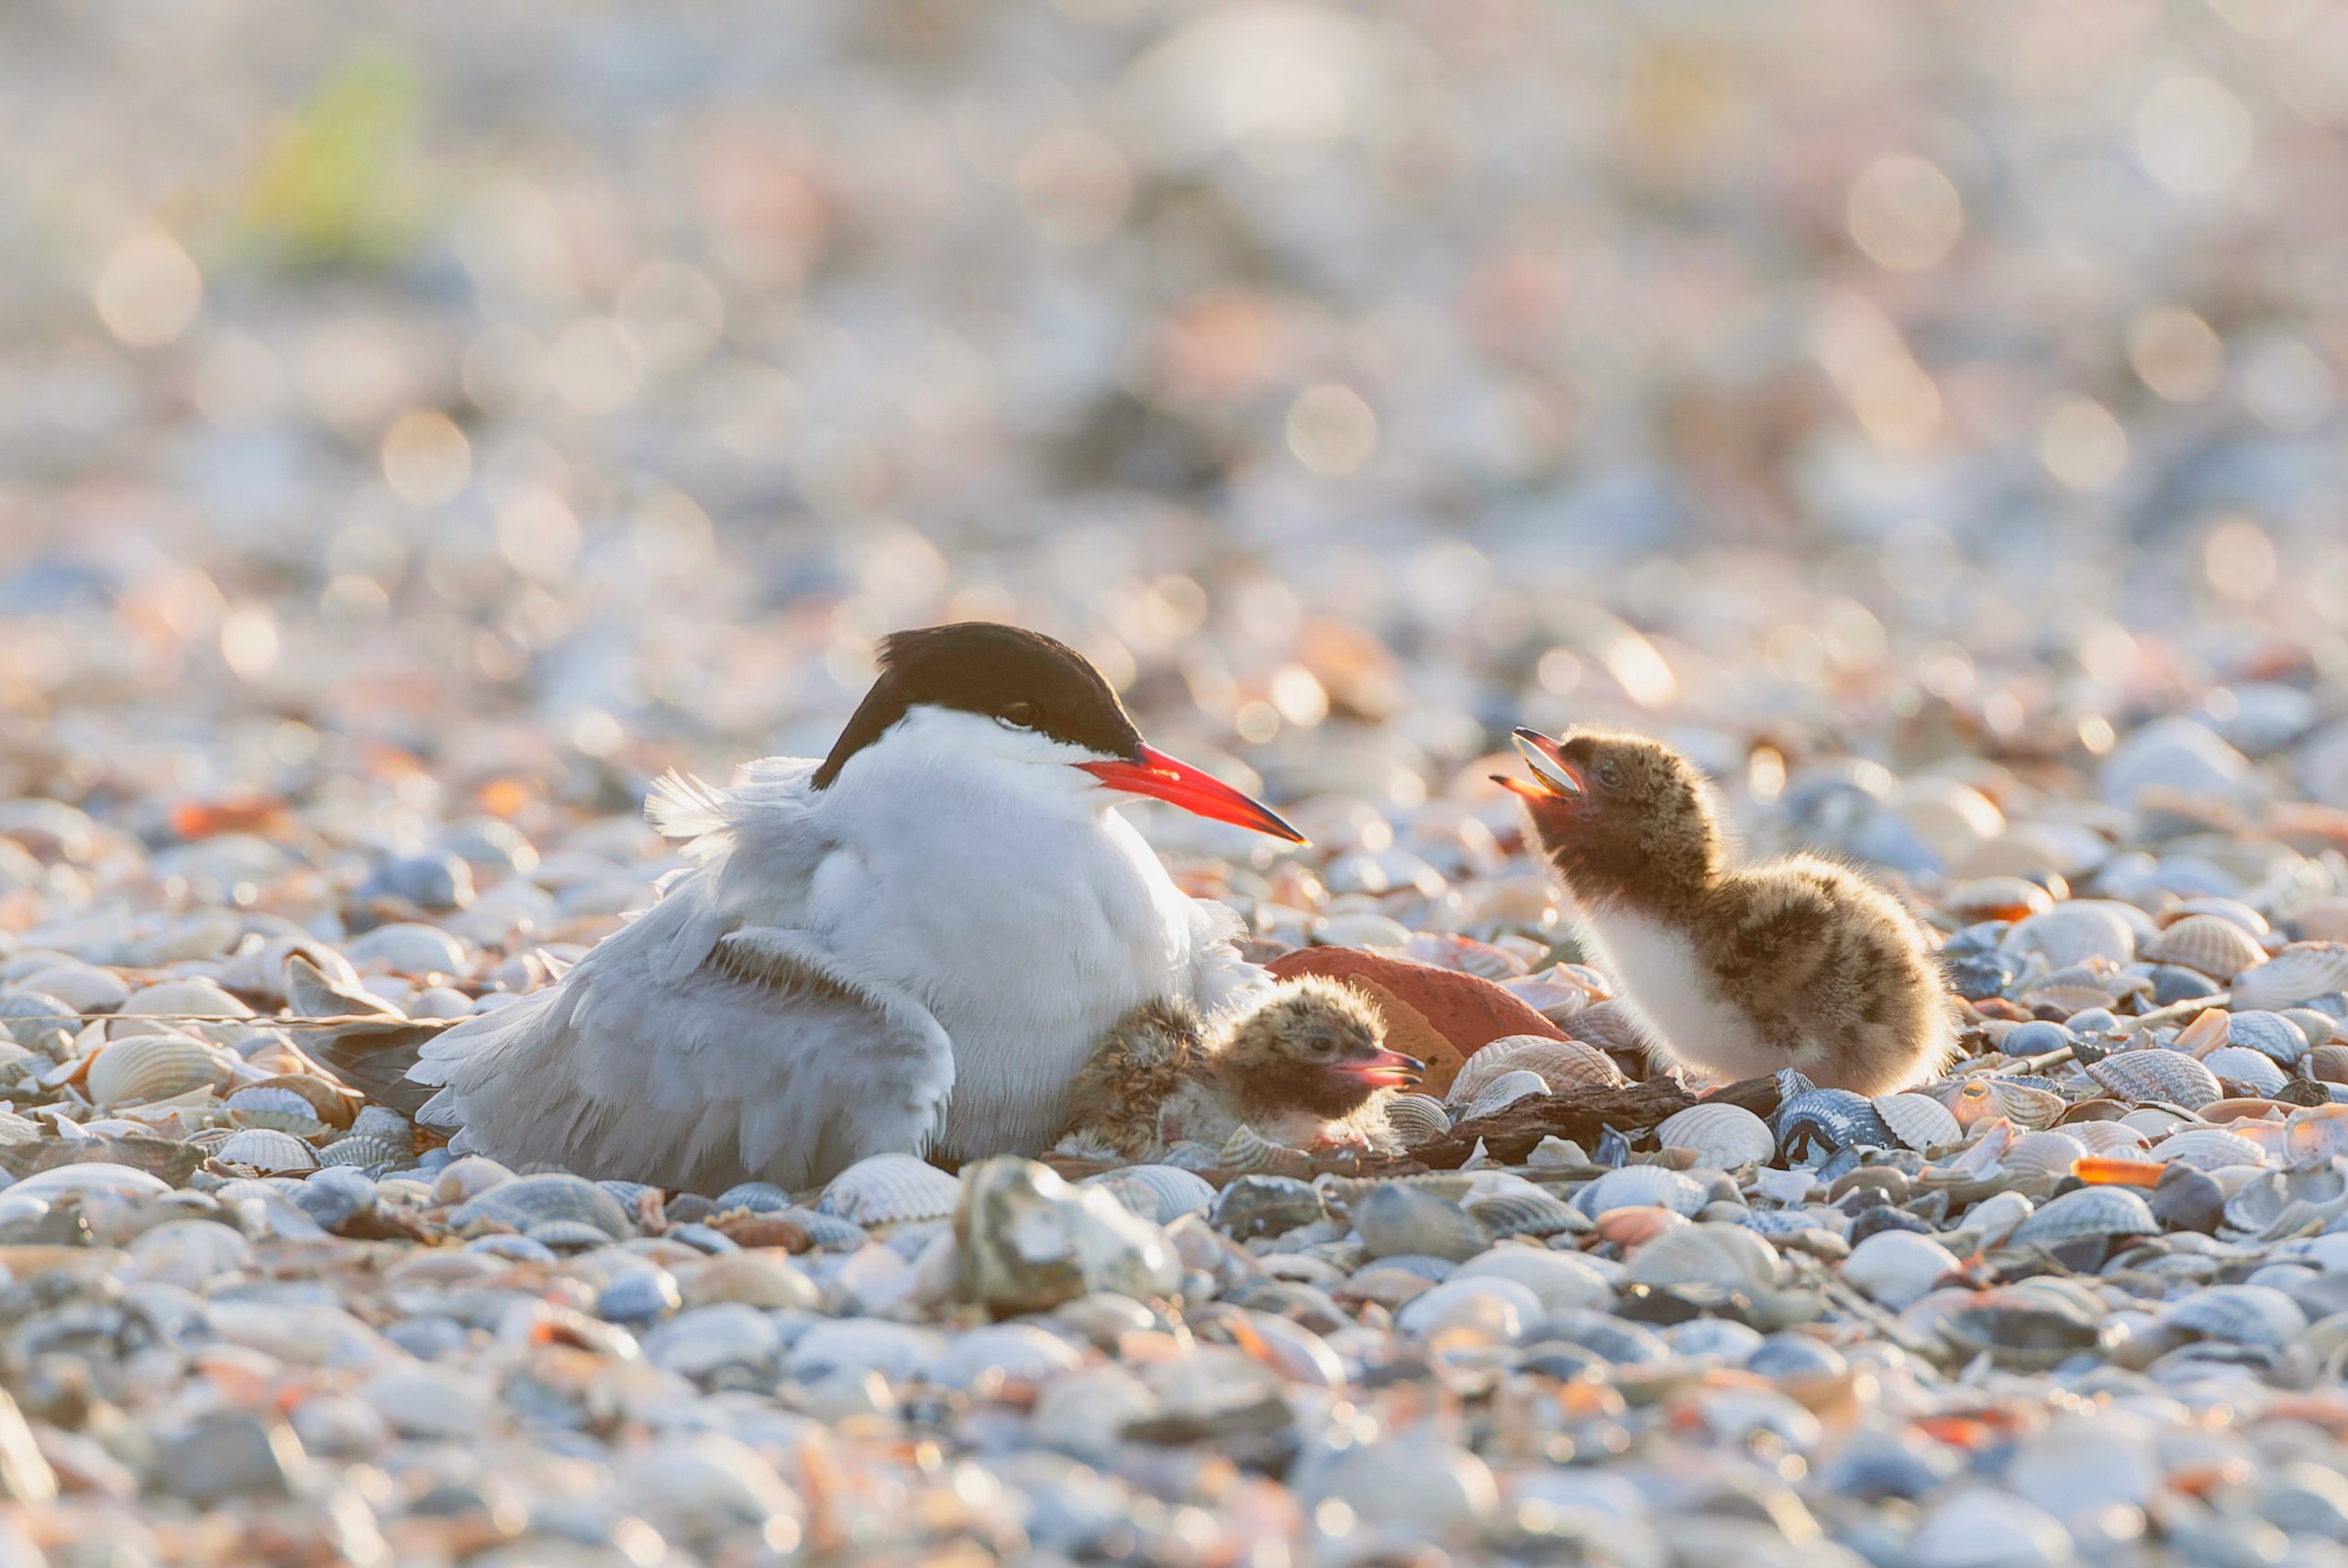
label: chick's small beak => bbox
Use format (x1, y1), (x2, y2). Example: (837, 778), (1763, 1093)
(1335, 1048), (1425, 1088)
(1503, 727), (1583, 800)
(1080, 743), (1308, 844)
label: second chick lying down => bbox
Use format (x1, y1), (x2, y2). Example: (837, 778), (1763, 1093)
(1055, 977), (1425, 1160)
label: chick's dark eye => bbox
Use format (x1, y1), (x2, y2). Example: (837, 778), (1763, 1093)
(1307, 1035), (1338, 1059)
(997, 701), (1038, 732)
(1595, 760), (1624, 790)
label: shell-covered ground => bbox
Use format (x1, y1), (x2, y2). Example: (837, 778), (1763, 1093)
(11, 0), (2348, 1564)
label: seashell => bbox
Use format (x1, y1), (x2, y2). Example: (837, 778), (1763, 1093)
(1655, 1103), (1776, 1168)
(2004, 902), (2139, 969)
(1844, 1231), (1961, 1309)
(1218, 1123), (1314, 1176)
(17, 964), (128, 1014)
(1560, 1001), (1648, 1058)
(2142, 915), (2268, 981)
(1211, 1175), (1326, 1240)
(2283, 1104), (2348, 1165)
(1463, 1189), (1590, 1240)
(1401, 932), (1529, 980)
(2177, 896), (2267, 934)
(817, 1154), (962, 1227)
(2310, 1044), (2348, 1084)
(2069, 1121), (2151, 1154)
(1351, 1184), (1490, 1263)
(118, 977), (252, 1022)
(2223, 1164), (2348, 1236)
(2225, 1010), (2312, 1065)
(129, 1218), (257, 1288)
(1940, 878), (2053, 922)
(349, 1105), (412, 1141)
(1619, 1222), (1782, 1293)
(1999, 1130), (2088, 1178)
(711, 1181), (792, 1213)
(2144, 1127), (2268, 1172)
(1084, 1165), (1215, 1225)
(86, 1033), (232, 1107)
(1936, 1076), (2065, 1131)
(1380, 1094), (1452, 1145)
(2006, 1185), (2160, 1249)
(1935, 1287), (2106, 1370)
(453, 1173), (634, 1240)
(2201, 1046), (2289, 1098)
(2283, 1008), (2337, 1047)
(1448, 1035), (1622, 1101)
(214, 1127), (320, 1174)
(2086, 1048), (2223, 1110)
(1456, 1068), (1549, 1121)
(2161, 1283), (2309, 1349)
(1873, 1092), (1963, 1152)
(1311, 911), (1413, 949)
(318, 1132), (408, 1170)
(223, 1086), (330, 1136)
(2232, 943), (2348, 1011)
(2071, 1154), (2164, 1187)
(1575, 1165), (1706, 1218)
(345, 922), (469, 977)
(1776, 1088), (1894, 1161)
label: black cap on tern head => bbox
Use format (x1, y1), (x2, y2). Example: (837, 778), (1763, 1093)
(814, 623), (1144, 788)
(813, 622), (1307, 843)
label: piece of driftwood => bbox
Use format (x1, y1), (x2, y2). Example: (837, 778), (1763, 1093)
(1366, 1074), (1785, 1173)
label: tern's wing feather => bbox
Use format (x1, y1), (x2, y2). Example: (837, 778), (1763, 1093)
(1187, 896), (1273, 1019)
(411, 762), (955, 1191)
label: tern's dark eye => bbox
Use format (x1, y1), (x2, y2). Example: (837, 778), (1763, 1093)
(997, 701), (1038, 732)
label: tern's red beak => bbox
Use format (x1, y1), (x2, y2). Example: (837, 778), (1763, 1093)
(1080, 743), (1308, 844)
(1492, 727), (1583, 801)
(1334, 1048), (1426, 1088)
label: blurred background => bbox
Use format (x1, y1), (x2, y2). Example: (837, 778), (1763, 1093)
(5, 0), (2348, 856)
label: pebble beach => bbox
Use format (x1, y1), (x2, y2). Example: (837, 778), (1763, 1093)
(9, 2), (2348, 1564)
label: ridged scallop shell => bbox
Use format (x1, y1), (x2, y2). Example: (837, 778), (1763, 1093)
(1874, 1092), (1964, 1152)
(1619, 1222), (1782, 1292)
(2201, 1046), (2290, 1098)
(1575, 1165), (1707, 1218)
(2085, 1049), (2223, 1110)
(1457, 1068), (1550, 1121)
(2162, 1284), (2308, 1348)
(1448, 1035), (1622, 1101)
(1464, 1189), (1590, 1240)
(2224, 1010), (2311, 1066)
(1401, 932), (1530, 979)
(86, 1033), (231, 1107)
(318, 1132), (408, 1169)
(1777, 1088), (1895, 1159)
(1560, 1001), (1647, 1057)
(1936, 1077), (2065, 1131)
(2284, 1009), (2337, 1047)
(2232, 944), (2348, 1010)
(1085, 1164), (1216, 1224)
(2147, 1127), (2269, 1171)
(2070, 1121), (2152, 1154)
(2142, 915), (2269, 980)
(454, 1173), (634, 1238)
(2004, 902), (2138, 968)
(1654, 1103), (1776, 1168)
(1380, 1094), (1453, 1146)
(816, 1153), (962, 1226)
(2309, 1044), (2348, 1084)
(214, 1127), (320, 1174)
(118, 977), (252, 1021)
(2006, 1185), (2159, 1248)
(1218, 1123), (1314, 1176)
(222, 1085), (330, 1136)
(1999, 1130), (2088, 1178)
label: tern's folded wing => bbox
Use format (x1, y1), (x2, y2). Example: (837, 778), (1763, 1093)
(410, 894), (954, 1192)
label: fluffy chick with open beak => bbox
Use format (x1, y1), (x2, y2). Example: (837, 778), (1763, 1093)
(1498, 727), (1955, 1095)
(1055, 977), (1423, 1160)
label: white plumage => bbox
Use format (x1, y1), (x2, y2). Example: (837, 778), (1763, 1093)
(411, 707), (1268, 1190)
